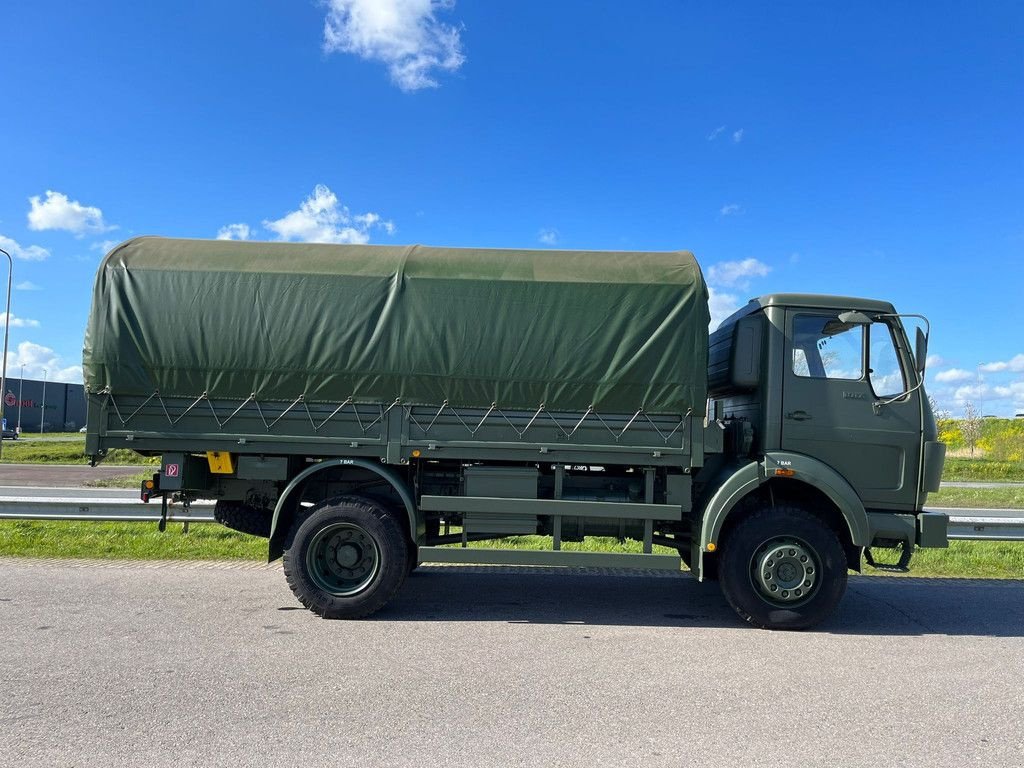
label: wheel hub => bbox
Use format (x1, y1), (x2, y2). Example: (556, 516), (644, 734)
(306, 523), (381, 596)
(753, 539), (817, 604)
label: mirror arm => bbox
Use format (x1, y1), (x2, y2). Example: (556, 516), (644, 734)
(873, 377), (927, 414)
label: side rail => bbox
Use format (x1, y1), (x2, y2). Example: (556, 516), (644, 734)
(87, 391), (701, 466)
(86, 391), (395, 457)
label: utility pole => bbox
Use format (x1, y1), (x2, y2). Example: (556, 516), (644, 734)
(17, 364), (23, 432)
(40, 368), (47, 435)
(0, 247), (12, 459)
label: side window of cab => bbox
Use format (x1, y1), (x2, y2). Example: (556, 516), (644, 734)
(791, 314), (864, 380)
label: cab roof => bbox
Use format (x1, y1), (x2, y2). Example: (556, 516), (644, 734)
(720, 293), (897, 328)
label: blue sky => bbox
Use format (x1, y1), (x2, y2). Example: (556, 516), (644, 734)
(1, 1), (1022, 415)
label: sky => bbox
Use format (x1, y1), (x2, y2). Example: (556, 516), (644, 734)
(0, 1), (1022, 415)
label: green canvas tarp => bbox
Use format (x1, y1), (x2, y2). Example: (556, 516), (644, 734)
(83, 238), (710, 414)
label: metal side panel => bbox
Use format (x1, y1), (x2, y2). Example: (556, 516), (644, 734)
(419, 495), (682, 521)
(418, 546), (681, 570)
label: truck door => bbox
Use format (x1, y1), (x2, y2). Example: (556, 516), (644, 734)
(781, 310), (921, 510)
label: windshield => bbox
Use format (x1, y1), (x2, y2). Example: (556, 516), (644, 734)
(868, 321), (907, 398)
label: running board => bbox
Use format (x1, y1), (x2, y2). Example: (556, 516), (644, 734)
(417, 546), (681, 570)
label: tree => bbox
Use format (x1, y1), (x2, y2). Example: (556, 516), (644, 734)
(962, 401), (982, 457)
(928, 395), (950, 420)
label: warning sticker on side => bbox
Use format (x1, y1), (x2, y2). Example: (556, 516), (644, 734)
(165, 463), (180, 478)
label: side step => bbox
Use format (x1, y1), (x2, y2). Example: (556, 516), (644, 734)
(417, 546), (681, 570)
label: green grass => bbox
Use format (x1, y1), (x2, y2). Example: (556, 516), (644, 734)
(0, 438), (156, 466)
(0, 520), (265, 560)
(83, 473), (152, 489)
(884, 541), (1024, 579)
(2, 521), (1021, 579)
(942, 457), (1024, 482)
(446, 534), (677, 555)
(927, 486), (1024, 509)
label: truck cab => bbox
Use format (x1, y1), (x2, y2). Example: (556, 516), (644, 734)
(707, 294), (946, 556)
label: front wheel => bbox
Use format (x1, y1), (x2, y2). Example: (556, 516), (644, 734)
(718, 504), (847, 630)
(283, 496), (410, 619)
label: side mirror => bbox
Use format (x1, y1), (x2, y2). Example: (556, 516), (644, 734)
(837, 310), (873, 326)
(915, 327), (928, 375)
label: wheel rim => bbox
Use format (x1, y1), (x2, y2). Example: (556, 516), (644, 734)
(306, 522), (381, 597)
(750, 536), (819, 607)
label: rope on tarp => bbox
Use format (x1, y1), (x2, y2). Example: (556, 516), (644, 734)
(92, 390), (691, 445)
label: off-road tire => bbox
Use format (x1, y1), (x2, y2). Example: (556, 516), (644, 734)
(213, 500), (272, 538)
(718, 504), (847, 631)
(283, 496), (409, 619)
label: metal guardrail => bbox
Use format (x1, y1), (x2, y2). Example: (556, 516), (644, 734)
(0, 496), (214, 524)
(946, 516), (1024, 542)
(0, 496), (1022, 542)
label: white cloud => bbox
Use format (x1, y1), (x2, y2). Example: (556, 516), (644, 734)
(216, 223), (252, 241)
(953, 383), (986, 403)
(538, 228), (558, 245)
(27, 190), (113, 235)
(0, 312), (40, 328)
(12, 341), (83, 383)
(992, 381), (1024, 400)
(934, 368), (975, 383)
(0, 234), (50, 261)
(323, 0), (466, 91)
(979, 354), (1024, 373)
(707, 125), (726, 141)
(706, 258), (771, 288)
(263, 184), (394, 244)
(15, 281), (41, 291)
(90, 239), (120, 254)
(926, 354), (945, 369)
(719, 203), (742, 216)
(732, 128), (744, 143)
(708, 287), (742, 331)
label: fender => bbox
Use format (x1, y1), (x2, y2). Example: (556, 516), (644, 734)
(267, 458), (419, 562)
(700, 450), (871, 554)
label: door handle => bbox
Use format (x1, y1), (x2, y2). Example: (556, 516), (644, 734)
(786, 410), (812, 421)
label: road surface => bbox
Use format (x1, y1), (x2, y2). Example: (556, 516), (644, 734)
(0, 463), (144, 487)
(1, 558), (1022, 767)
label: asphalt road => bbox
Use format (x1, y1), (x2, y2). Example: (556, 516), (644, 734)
(0, 463), (144, 487)
(1, 559), (1022, 767)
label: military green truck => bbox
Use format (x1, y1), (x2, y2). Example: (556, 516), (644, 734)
(84, 237), (947, 630)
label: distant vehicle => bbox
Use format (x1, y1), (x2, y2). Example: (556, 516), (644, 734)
(1016, 413), (1024, 419)
(1, 426), (17, 440)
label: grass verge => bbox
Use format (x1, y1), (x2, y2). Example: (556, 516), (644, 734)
(0, 520), (264, 560)
(83, 473), (151, 489)
(942, 457), (1024, 482)
(926, 486), (1024, 509)
(1, 523), (1021, 579)
(0, 438), (157, 466)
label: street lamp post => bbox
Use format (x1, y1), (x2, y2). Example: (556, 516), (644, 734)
(40, 368), (47, 435)
(18, 364), (24, 432)
(0, 247), (12, 459)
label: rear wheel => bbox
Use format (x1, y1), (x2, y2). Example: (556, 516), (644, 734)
(718, 504), (847, 630)
(283, 496), (410, 619)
